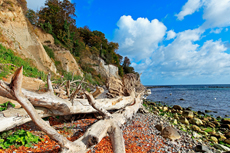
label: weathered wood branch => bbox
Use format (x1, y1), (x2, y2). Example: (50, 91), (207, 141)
(0, 67), (144, 153)
(0, 69), (135, 132)
(47, 73), (53, 93)
(70, 77), (84, 102)
(66, 80), (70, 97)
(85, 91), (112, 119)
(7, 67), (72, 149)
(92, 86), (104, 98)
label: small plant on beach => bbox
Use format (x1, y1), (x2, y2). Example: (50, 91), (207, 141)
(0, 101), (15, 111)
(204, 127), (213, 133)
(219, 141), (230, 148)
(0, 129), (41, 149)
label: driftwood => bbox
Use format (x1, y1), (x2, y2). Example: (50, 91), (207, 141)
(92, 86), (104, 98)
(0, 66), (144, 153)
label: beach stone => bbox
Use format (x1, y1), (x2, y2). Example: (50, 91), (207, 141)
(191, 125), (201, 132)
(191, 118), (203, 125)
(172, 105), (183, 110)
(177, 110), (183, 115)
(183, 110), (194, 119)
(179, 117), (189, 125)
(161, 126), (181, 140)
(213, 143), (230, 151)
(200, 131), (209, 136)
(219, 135), (227, 142)
(192, 132), (202, 138)
(194, 145), (212, 153)
(212, 121), (220, 127)
(225, 132), (230, 138)
(222, 118), (230, 124)
(180, 124), (186, 130)
(171, 109), (177, 113)
(162, 106), (168, 112)
(198, 111), (206, 116)
(155, 124), (164, 131)
(225, 139), (230, 145)
(203, 116), (212, 122)
(207, 122), (216, 128)
(211, 136), (218, 143)
(152, 111), (159, 115)
(221, 124), (230, 129)
(173, 113), (179, 120)
(172, 119), (178, 125)
(205, 110), (213, 113)
(158, 106), (163, 110)
(152, 106), (159, 112)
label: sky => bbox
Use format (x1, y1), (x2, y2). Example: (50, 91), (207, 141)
(27, 0), (230, 85)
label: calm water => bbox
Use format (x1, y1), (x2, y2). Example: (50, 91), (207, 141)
(146, 84), (230, 118)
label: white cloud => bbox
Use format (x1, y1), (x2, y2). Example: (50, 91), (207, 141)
(201, 0), (230, 29)
(166, 30), (176, 40)
(210, 28), (223, 34)
(176, 0), (230, 29)
(134, 28), (230, 81)
(175, 0), (202, 20)
(114, 15), (167, 61)
(226, 28), (229, 32)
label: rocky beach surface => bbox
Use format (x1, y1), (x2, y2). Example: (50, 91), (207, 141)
(122, 99), (230, 153)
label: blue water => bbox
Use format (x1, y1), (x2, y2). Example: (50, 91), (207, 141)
(146, 84), (230, 118)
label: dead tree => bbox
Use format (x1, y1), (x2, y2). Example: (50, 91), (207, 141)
(0, 66), (144, 153)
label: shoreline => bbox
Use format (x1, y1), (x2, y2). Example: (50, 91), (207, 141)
(142, 99), (230, 152)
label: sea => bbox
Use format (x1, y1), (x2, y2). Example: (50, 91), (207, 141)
(145, 84), (230, 118)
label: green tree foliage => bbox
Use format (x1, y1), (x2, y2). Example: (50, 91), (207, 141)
(26, 9), (38, 25)
(35, 0), (137, 78)
(122, 56), (135, 74)
(38, 0), (76, 47)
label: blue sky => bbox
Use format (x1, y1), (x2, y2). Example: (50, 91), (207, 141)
(27, 0), (230, 85)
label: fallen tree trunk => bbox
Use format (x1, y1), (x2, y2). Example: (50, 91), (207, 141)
(0, 66), (144, 152)
(0, 93), (135, 133)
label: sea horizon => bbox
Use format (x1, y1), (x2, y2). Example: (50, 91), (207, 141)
(145, 84), (230, 87)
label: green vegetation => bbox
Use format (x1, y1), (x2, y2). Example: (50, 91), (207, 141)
(204, 127), (213, 133)
(24, 0), (137, 80)
(0, 129), (41, 149)
(43, 45), (55, 60)
(0, 101), (15, 111)
(0, 44), (47, 80)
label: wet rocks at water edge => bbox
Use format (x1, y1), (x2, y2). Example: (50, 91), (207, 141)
(142, 99), (230, 152)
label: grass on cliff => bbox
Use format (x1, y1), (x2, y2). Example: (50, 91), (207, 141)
(0, 44), (46, 80)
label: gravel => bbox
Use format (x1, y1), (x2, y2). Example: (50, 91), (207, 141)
(121, 112), (217, 153)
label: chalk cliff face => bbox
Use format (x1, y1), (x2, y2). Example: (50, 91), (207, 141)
(0, 0), (120, 80)
(0, 0), (56, 73)
(92, 58), (120, 79)
(36, 28), (83, 77)
(54, 51), (84, 77)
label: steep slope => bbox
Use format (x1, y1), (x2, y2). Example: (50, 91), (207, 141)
(0, 0), (56, 73)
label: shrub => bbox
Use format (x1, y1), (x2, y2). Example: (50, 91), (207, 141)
(0, 129), (41, 149)
(43, 45), (54, 60)
(0, 101), (15, 111)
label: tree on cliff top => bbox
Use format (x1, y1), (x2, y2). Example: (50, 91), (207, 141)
(38, 0), (76, 39)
